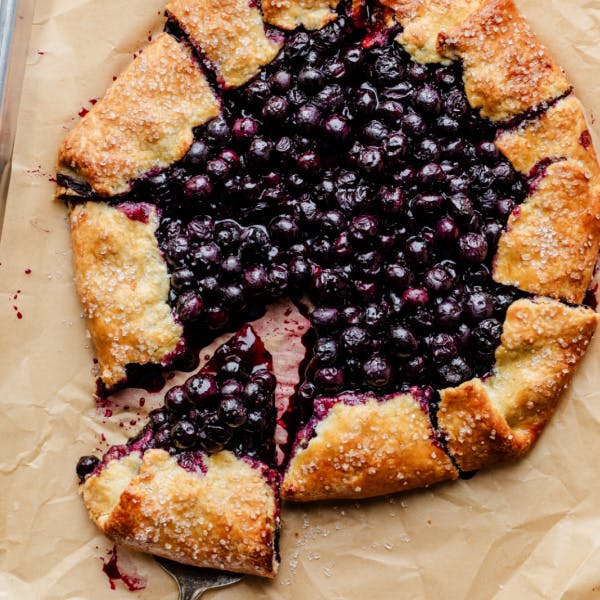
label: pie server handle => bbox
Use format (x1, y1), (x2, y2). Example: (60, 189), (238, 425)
(155, 555), (244, 599)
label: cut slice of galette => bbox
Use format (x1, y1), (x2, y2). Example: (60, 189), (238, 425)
(77, 325), (281, 577)
(61, 0), (600, 578)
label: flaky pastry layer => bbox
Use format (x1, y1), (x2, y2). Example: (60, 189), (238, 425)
(166, 0), (282, 88)
(495, 94), (600, 179)
(438, 0), (570, 121)
(439, 298), (598, 472)
(382, 0), (485, 64)
(82, 449), (279, 578)
(69, 202), (183, 388)
(282, 393), (458, 501)
(58, 33), (220, 197)
(493, 160), (600, 304)
(262, 0), (340, 31)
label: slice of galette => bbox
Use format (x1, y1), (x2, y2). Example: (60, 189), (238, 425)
(76, 325), (281, 577)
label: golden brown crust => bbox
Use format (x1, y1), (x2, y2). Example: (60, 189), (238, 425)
(262, 0), (340, 30)
(166, 0), (282, 89)
(438, 0), (570, 121)
(82, 450), (279, 578)
(282, 393), (458, 502)
(495, 95), (600, 179)
(69, 202), (183, 388)
(438, 298), (598, 472)
(380, 0), (485, 64)
(58, 34), (220, 197)
(493, 160), (600, 304)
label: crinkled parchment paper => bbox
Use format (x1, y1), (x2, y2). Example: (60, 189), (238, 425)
(2, 1), (600, 598)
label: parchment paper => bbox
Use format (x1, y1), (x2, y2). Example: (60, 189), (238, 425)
(2, 1), (600, 598)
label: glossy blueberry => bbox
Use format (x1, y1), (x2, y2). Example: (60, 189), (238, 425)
(362, 354), (392, 388)
(76, 455), (100, 481)
(184, 373), (218, 404)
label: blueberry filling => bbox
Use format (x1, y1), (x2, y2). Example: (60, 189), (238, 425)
(76, 325), (277, 481)
(74, 2), (531, 438)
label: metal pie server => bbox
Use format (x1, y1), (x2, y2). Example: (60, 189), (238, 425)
(0, 0), (34, 240)
(155, 556), (244, 600)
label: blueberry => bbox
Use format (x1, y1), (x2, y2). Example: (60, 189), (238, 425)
(262, 95), (290, 123)
(310, 307), (340, 330)
(172, 420), (197, 449)
(436, 298), (463, 329)
(363, 355), (392, 388)
(341, 326), (371, 355)
(424, 266), (454, 293)
(358, 147), (384, 174)
(207, 158), (231, 181)
(219, 398), (247, 428)
(269, 70), (292, 93)
(76, 455), (100, 481)
(206, 116), (231, 147)
(349, 215), (379, 246)
(267, 264), (289, 294)
(298, 67), (325, 92)
(324, 114), (351, 141)
(390, 325), (418, 357)
(176, 291), (203, 322)
(314, 337), (339, 365)
(296, 104), (322, 133)
(385, 263), (413, 289)
(435, 216), (459, 242)
(314, 367), (344, 392)
(171, 267), (195, 291)
(378, 100), (405, 123)
(438, 357), (473, 387)
(199, 423), (231, 453)
(363, 120), (389, 145)
(402, 287), (430, 308)
(185, 140), (209, 170)
(248, 137), (273, 165)
(243, 380), (269, 406)
(312, 268), (348, 300)
(430, 333), (458, 363)
(458, 233), (489, 263)
(415, 85), (442, 115)
(465, 291), (494, 321)
(405, 237), (430, 266)
(243, 265), (268, 293)
(166, 234), (190, 265)
(184, 373), (218, 404)
(354, 87), (378, 117)
(165, 385), (189, 413)
(472, 318), (503, 352)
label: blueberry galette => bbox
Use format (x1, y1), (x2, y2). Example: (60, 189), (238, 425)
(60, 0), (600, 579)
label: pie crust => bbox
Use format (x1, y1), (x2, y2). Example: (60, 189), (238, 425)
(59, 0), (600, 581)
(69, 201), (183, 388)
(282, 392), (458, 501)
(165, 0), (283, 88)
(58, 33), (220, 197)
(439, 298), (598, 471)
(81, 449), (279, 577)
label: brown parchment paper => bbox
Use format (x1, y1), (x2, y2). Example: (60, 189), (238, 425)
(2, 1), (600, 598)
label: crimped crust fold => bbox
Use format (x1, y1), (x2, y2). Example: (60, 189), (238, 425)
(58, 33), (220, 197)
(495, 94), (600, 180)
(493, 160), (600, 304)
(437, 0), (570, 121)
(166, 0), (282, 88)
(381, 0), (485, 64)
(82, 449), (279, 578)
(438, 298), (598, 472)
(282, 392), (458, 502)
(262, 0), (340, 31)
(69, 202), (183, 388)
